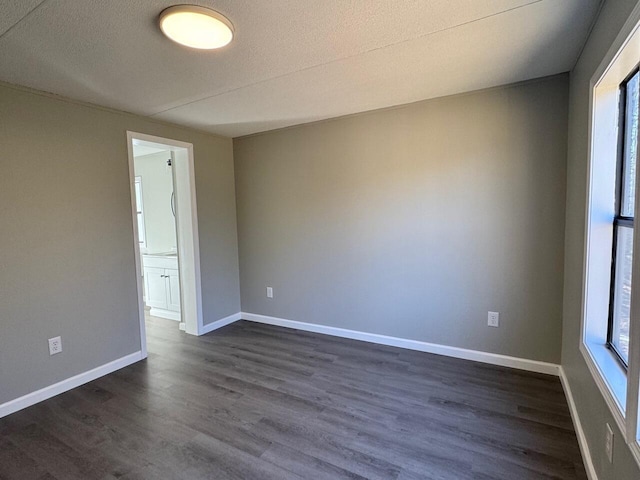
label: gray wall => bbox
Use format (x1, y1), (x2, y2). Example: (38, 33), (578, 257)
(562, 0), (640, 478)
(234, 75), (569, 363)
(0, 83), (240, 405)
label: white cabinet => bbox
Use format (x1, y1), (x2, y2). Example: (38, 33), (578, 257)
(166, 269), (181, 312)
(145, 267), (169, 309)
(143, 255), (181, 321)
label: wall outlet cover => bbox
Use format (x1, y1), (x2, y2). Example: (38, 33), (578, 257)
(488, 311), (500, 327)
(48, 336), (62, 356)
(605, 423), (614, 463)
(266, 286), (273, 298)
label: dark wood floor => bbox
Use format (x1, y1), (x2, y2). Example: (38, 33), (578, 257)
(0, 316), (587, 480)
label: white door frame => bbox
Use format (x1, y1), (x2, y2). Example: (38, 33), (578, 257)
(126, 131), (204, 355)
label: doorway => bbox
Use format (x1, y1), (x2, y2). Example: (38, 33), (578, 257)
(126, 132), (204, 356)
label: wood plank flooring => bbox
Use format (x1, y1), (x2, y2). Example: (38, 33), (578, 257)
(0, 316), (587, 479)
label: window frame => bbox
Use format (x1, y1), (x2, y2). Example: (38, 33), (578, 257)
(134, 176), (147, 251)
(606, 68), (639, 369)
(581, 4), (640, 464)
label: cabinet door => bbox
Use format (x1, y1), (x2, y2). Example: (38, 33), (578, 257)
(144, 267), (168, 309)
(166, 269), (181, 313)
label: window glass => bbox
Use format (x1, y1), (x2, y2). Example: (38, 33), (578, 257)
(134, 177), (146, 247)
(137, 213), (146, 245)
(612, 225), (633, 363)
(622, 72), (639, 217)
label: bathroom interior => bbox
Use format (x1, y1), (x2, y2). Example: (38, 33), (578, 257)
(133, 143), (183, 329)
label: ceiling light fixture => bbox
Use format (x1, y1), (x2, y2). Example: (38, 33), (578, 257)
(159, 5), (234, 50)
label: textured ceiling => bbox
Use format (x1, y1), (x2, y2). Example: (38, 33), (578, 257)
(0, 0), (601, 137)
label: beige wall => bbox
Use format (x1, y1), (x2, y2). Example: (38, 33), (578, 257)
(0, 83), (240, 404)
(562, 0), (640, 478)
(234, 74), (569, 363)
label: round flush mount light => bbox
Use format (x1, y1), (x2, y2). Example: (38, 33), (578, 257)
(159, 5), (234, 50)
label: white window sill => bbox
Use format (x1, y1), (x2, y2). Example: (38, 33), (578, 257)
(580, 340), (627, 435)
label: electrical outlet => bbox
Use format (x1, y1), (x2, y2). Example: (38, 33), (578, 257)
(605, 423), (614, 463)
(488, 311), (500, 327)
(266, 286), (273, 298)
(48, 336), (62, 356)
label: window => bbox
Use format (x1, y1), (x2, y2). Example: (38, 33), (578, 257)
(134, 176), (147, 250)
(583, 9), (640, 465)
(608, 70), (639, 367)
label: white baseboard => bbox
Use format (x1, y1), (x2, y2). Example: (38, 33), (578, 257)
(0, 351), (143, 419)
(559, 367), (598, 480)
(200, 312), (242, 335)
(240, 312), (560, 376)
(149, 308), (181, 321)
